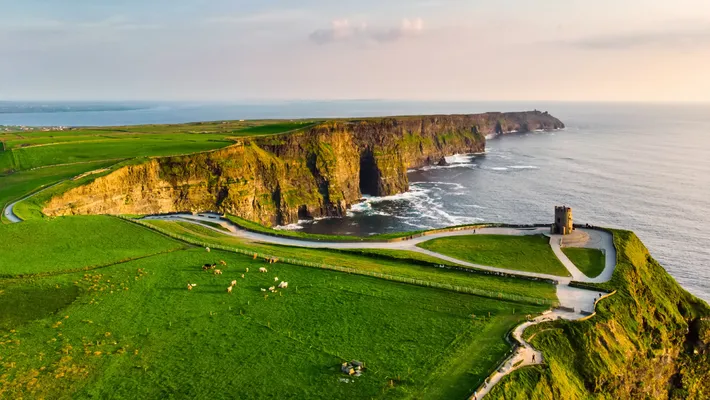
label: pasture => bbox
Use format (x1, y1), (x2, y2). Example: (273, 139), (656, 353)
(143, 219), (558, 303)
(417, 234), (571, 277)
(562, 247), (606, 278)
(0, 119), (318, 172)
(0, 216), (184, 276)
(0, 243), (544, 399)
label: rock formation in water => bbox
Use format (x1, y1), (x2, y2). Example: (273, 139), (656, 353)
(43, 111), (563, 226)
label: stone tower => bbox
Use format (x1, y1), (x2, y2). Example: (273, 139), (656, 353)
(553, 206), (573, 235)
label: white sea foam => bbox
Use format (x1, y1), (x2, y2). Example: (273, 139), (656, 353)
(419, 163), (477, 171)
(410, 181), (466, 190)
(274, 222), (305, 231)
(508, 165), (539, 170)
(489, 167), (509, 171)
(444, 153), (473, 164)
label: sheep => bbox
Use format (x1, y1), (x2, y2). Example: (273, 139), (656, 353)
(214, 269), (223, 275)
(268, 286), (276, 292)
(259, 267), (267, 273)
(260, 288), (266, 292)
(230, 280), (237, 286)
(246, 267), (249, 273)
(187, 283), (197, 291)
(227, 286), (233, 294)
(241, 274), (245, 279)
(278, 281), (288, 289)
(219, 260), (227, 266)
(205, 247), (211, 252)
(274, 277), (279, 281)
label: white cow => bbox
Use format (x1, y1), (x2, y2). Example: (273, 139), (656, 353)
(278, 281), (288, 289)
(259, 267), (267, 273)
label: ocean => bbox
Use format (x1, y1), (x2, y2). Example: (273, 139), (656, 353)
(2, 101), (709, 301)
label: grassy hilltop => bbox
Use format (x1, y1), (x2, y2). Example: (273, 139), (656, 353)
(488, 230), (710, 399)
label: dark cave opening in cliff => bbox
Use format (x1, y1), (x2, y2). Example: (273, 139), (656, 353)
(359, 149), (380, 196)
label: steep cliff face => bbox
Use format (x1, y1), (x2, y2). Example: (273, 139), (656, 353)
(43, 111), (563, 225)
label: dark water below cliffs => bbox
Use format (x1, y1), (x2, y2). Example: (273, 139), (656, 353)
(3, 101), (709, 301)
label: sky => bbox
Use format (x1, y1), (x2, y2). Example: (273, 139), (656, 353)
(1, 0), (710, 102)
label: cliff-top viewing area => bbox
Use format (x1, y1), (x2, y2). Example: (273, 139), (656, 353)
(1, 113), (708, 400)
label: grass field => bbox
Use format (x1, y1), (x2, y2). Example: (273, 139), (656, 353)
(561, 247), (606, 278)
(0, 219), (546, 399)
(143, 220), (558, 303)
(417, 235), (571, 277)
(0, 216), (184, 276)
(0, 120), (318, 173)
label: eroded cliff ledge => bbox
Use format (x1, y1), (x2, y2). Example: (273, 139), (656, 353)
(43, 111), (563, 226)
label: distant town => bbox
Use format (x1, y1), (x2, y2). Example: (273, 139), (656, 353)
(0, 125), (69, 133)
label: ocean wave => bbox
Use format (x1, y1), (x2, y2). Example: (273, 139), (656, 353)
(274, 222), (306, 231)
(418, 163), (477, 171)
(444, 154), (473, 164)
(508, 165), (539, 170)
(410, 181), (466, 190)
(489, 167), (509, 171)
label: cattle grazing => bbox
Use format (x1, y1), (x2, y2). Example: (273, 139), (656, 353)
(260, 288), (267, 292)
(246, 268), (249, 273)
(227, 286), (233, 294)
(231, 280), (237, 286)
(278, 281), (288, 289)
(259, 267), (267, 273)
(219, 260), (227, 266)
(187, 283), (197, 291)
(274, 277), (279, 281)
(205, 247), (211, 252)
(214, 269), (223, 275)
(241, 274), (245, 279)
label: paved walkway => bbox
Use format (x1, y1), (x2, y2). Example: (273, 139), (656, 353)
(3, 200), (21, 223)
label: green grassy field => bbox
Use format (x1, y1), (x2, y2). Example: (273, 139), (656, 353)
(417, 235), (571, 277)
(562, 247), (606, 278)
(0, 219), (546, 399)
(0, 120), (318, 173)
(0, 216), (184, 276)
(143, 220), (558, 304)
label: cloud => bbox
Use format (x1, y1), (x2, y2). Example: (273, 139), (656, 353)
(309, 18), (424, 45)
(567, 26), (710, 50)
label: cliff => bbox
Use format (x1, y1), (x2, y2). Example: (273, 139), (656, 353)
(488, 230), (710, 399)
(42, 111), (563, 226)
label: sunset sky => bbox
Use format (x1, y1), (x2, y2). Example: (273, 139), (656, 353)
(2, 0), (710, 102)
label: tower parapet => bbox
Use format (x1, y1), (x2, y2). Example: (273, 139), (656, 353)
(552, 206), (573, 235)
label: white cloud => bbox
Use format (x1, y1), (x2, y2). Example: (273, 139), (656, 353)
(309, 18), (424, 45)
